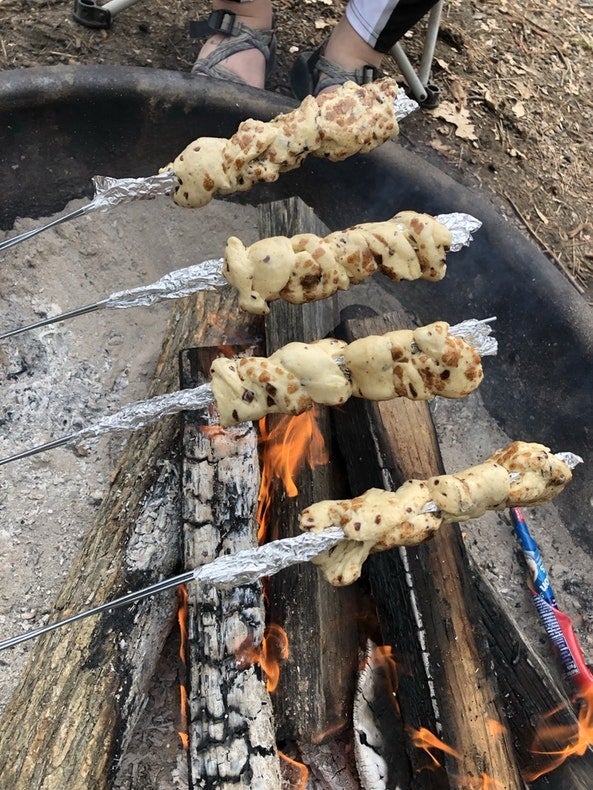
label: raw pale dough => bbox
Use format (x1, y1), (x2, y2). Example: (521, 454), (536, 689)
(162, 78), (399, 209)
(210, 322), (483, 426)
(300, 441), (573, 585)
(224, 211), (452, 315)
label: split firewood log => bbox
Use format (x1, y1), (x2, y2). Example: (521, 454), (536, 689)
(300, 441), (574, 585)
(224, 211), (452, 315)
(162, 78), (399, 208)
(210, 320), (483, 426)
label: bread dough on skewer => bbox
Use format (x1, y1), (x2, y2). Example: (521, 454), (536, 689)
(163, 78), (399, 209)
(210, 321), (483, 427)
(224, 211), (452, 315)
(299, 442), (573, 585)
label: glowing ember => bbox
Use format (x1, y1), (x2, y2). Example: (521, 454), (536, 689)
(177, 585), (189, 749)
(257, 408), (328, 542)
(199, 424), (226, 439)
(525, 684), (593, 781)
(408, 726), (461, 767)
(235, 623), (290, 692)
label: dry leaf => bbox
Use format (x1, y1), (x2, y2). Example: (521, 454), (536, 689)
(429, 138), (455, 158)
(534, 206), (549, 225)
(483, 89), (499, 111)
(449, 77), (467, 108)
(430, 100), (478, 141)
(515, 80), (533, 100)
(314, 18), (329, 29)
(435, 57), (450, 73)
(512, 101), (526, 118)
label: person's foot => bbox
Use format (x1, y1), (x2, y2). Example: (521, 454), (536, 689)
(290, 18), (383, 98)
(192, 2), (274, 89)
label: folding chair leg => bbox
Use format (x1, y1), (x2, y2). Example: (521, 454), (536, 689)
(389, 0), (443, 108)
(418, 0), (443, 85)
(74, 0), (144, 29)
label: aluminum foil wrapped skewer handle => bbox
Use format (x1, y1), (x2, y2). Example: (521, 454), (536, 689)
(1, 211), (480, 340)
(0, 259), (227, 341)
(0, 383), (216, 467)
(0, 172), (179, 256)
(0, 528), (345, 652)
(0, 317), (495, 467)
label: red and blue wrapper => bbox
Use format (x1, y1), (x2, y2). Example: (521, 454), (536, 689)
(511, 507), (593, 694)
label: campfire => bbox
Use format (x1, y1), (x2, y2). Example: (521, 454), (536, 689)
(1, 74), (593, 789)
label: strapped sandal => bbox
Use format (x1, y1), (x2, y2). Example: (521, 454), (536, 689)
(290, 46), (379, 99)
(190, 10), (276, 86)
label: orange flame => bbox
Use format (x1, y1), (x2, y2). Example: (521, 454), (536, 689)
(279, 750), (309, 789)
(524, 684), (593, 781)
(487, 718), (506, 738)
(257, 409), (328, 543)
(371, 644), (399, 696)
(408, 726), (462, 767)
(177, 585), (189, 749)
(236, 623), (290, 692)
(479, 773), (505, 789)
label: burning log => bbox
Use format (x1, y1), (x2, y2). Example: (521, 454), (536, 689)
(332, 304), (524, 788)
(0, 290), (244, 789)
(179, 344), (280, 787)
(257, 197), (362, 746)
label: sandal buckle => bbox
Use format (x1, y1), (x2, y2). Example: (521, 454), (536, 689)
(359, 65), (379, 85)
(208, 9), (240, 36)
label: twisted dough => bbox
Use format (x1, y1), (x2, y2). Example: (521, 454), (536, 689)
(300, 441), (573, 585)
(224, 211), (452, 315)
(162, 78), (399, 209)
(210, 321), (483, 426)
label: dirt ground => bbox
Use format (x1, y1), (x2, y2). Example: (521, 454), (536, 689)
(0, 0), (592, 299)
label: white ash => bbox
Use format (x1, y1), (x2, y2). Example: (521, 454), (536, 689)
(0, 195), (259, 789)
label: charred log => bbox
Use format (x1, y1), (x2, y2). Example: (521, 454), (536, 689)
(0, 291), (239, 789)
(333, 304), (524, 789)
(257, 198), (361, 744)
(180, 342), (280, 789)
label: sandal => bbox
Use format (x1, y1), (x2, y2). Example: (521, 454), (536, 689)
(190, 10), (276, 86)
(290, 46), (379, 99)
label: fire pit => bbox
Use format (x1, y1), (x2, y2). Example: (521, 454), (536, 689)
(1, 66), (591, 533)
(1, 66), (593, 788)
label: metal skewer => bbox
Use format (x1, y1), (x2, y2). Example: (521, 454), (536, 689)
(0, 172), (179, 255)
(0, 301), (109, 340)
(0, 318), (497, 468)
(0, 257), (227, 341)
(1, 212), (480, 341)
(0, 92), (416, 256)
(0, 527), (345, 652)
(0, 206), (88, 252)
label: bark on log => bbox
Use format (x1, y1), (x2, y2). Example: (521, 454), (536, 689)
(0, 291), (241, 789)
(333, 304), (524, 790)
(180, 341), (280, 789)
(257, 198), (361, 744)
